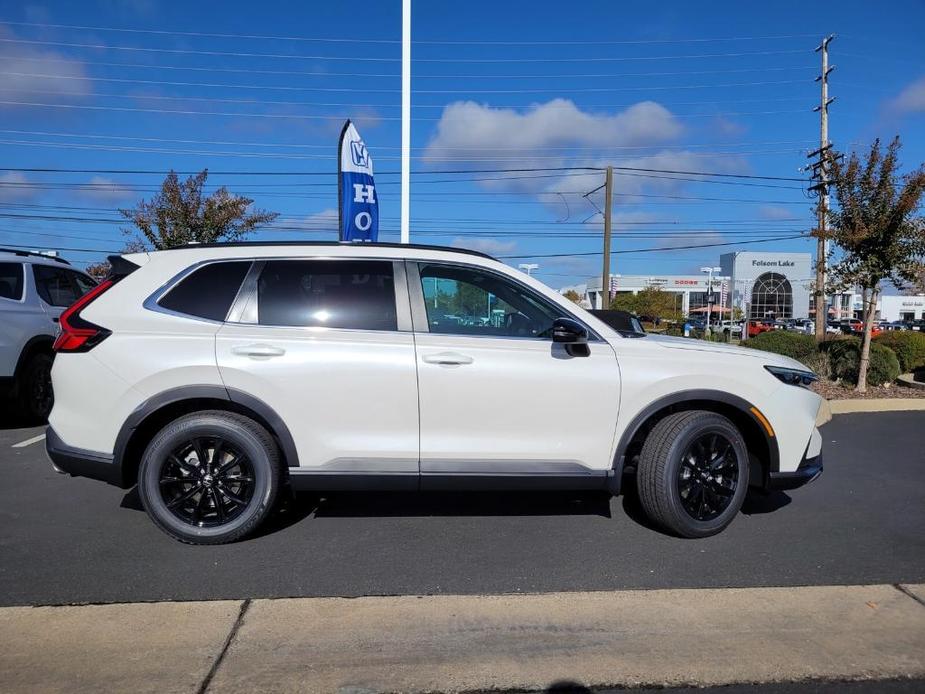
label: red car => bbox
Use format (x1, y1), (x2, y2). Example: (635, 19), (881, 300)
(746, 320), (773, 338)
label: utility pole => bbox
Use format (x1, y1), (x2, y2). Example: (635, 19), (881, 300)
(808, 34), (835, 340)
(600, 165), (613, 309)
(400, 0), (411, 243)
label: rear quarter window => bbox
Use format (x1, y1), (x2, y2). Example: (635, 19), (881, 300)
(0, 262), (24, 300)
(158, 261), (251, 321)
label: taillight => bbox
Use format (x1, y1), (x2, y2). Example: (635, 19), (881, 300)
(53, 279), (115, 353)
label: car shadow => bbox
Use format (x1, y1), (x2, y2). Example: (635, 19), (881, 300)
(119, 483), (789, 539)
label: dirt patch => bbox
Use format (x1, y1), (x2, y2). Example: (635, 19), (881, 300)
(812, 379), (925, 400)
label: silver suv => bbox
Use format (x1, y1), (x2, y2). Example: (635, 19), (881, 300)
(0, 249), (96, 421)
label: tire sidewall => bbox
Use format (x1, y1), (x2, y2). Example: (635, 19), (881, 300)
(660, 417), (750, 537)
(138, 415), (275, 543)
(21, 353), (54, 422)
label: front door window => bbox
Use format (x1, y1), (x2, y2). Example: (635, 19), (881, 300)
(418, 264), (559, 338)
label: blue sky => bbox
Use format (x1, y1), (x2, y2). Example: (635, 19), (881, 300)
(1, 0), (923, 288)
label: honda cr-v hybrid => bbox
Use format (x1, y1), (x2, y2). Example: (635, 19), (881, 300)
(47, 242), (824, 544)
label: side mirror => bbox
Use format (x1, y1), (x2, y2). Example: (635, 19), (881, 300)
(552, 317), (590, 357)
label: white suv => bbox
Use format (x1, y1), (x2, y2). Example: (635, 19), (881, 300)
(1, 249), (96, 421)
(47, 243), (824, 544)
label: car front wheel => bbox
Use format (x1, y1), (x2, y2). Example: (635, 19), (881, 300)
(636, 410), (749, 538)
(137, 411), (280, 545)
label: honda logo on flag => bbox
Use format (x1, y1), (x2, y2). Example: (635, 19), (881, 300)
(338, 121), (379, 242)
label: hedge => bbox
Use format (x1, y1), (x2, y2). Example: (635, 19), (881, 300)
(826, 338), (901, 386)
(741, 330), (818, 366)
(873, 331), (925, 373)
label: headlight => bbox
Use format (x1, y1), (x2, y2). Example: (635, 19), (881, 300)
(765, 365), (818, 388)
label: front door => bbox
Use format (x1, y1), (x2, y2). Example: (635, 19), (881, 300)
(410, 261), (621, 486)
(216, 258), (419, 483)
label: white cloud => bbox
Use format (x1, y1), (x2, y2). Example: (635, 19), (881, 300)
(0, 27), (91, 104)
(0, 172), (35, 203)
(292, 208), (338, 231)
(887, 75), (925, 115)
(450, 237), (516, 255)
(759, 204), (800, 221)
(423, 99), (683, 164)
(78, 176), (135, 204)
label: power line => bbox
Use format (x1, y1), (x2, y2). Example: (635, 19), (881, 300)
(1, 53), (815, 80)
(0, 70), (816, 94)
(0, 164), (806, 183)
(0, 129), (817, 152)
(0, 37), (809, 62)
(0, 21), (818, 45)
(498, 234), (809, 258)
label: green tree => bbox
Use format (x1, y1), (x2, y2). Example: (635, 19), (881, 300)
(611, 287), (682, 322)
(825, 137), (925, 392)
(120, 170), (278, 250)
(563, 289), (582, 304)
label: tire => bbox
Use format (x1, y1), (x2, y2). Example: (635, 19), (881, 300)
(18, 352), (54, 423)
(137, 411), (281, 545)
(636, 410), (749, 538)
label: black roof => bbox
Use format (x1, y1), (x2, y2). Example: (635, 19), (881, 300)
(141, 240), (495, 260)
(0, 247), (71, 265)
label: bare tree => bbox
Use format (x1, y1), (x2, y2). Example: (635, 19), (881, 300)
(120, 170), (278, 250)
(826, 137), (925, 392)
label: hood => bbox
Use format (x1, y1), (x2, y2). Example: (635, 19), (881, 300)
(645, 334), (808, 370)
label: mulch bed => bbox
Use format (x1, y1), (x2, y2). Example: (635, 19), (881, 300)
(811, 379), (925, 400)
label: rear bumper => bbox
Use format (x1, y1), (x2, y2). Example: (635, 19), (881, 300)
(45, 427), (126, 487)
(767, 453), (822, 491)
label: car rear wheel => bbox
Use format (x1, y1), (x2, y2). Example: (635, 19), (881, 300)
(137, 411), (280, 545)
(18, 352), (54, 423)
(636, 410), (749, 538)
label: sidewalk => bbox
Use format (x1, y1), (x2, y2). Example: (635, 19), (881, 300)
(2, 584), (924, 693)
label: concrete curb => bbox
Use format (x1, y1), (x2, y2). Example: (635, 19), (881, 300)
(2, 585), (923, 693)
(828, 398), (925, 414)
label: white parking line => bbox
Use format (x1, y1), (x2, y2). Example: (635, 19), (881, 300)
(12, 434), (46, 448)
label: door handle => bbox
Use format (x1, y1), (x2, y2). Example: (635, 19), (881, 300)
(422, 352), (474, 366)
(231, 344), (286, 358)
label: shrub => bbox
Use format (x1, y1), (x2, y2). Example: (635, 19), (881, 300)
(873, 331), (925, 373)
(741, 330), (819, 366)
(827, 338), (901, 386)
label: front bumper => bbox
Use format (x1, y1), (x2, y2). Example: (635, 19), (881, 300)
(767, 453), (823, 491)
(45, 427), (125, 487)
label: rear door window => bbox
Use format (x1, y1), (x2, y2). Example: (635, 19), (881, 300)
(256, 259), (396, 330)
(158, 261), (251, 321)
(0, 262), (24, 300)
(33, 265), (82, 307)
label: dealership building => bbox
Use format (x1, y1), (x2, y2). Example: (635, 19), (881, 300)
(560, 249), (925, 322)
(564, 251), (814, 319)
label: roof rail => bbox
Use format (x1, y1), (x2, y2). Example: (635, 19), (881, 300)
(146, 240), (496, 260)
(0, 247), (72, 265)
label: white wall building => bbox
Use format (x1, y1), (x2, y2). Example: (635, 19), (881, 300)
(563, 274), (726, 312)
(561, 250), (813, 318)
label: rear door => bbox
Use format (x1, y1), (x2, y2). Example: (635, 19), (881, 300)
(215, 258), (419, 483)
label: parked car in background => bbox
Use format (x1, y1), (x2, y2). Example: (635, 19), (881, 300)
(47, 242), (824, 544)
(589, 309), (646, 337)
(0, 249), (96, 421)
(746, 320), (773, 338)
(716, 319), (743, 337)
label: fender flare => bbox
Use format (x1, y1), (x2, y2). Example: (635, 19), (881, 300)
(113, 385), (300, 474)
(610, 388), (780, 493)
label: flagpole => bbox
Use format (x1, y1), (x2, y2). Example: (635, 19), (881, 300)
(400, 0), (411, 244)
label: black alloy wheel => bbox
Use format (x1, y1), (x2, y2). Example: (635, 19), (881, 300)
(677, 432), (739, 521)
(159, 437), (255, 528)
(138, 411), (280, 544)
(636, 410), (749, 538)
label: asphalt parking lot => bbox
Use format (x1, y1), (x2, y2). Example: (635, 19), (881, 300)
(0, 411), (923, 607)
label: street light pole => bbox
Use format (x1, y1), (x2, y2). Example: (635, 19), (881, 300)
(518, 263), (539, 276)
(400, 0), (411, 244)
(701, 266), (721, 332)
